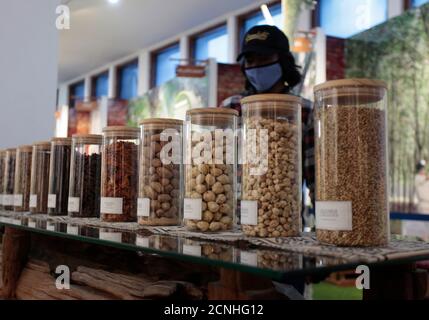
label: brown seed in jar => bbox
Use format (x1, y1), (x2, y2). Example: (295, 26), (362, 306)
(150, 181), (162, 193)
(205, 174), (216, 186)
(152, 158), (162, 168)
(203, 210), (214, 222)
(198, 164), (210, 175)
(158, 194), (172, 202)
(210, 168), (222, 177)
(144, 186), (158, 200)
(157, 167), (173, 179)
(208, 202), (220, 213)
(209, 222), (222, 231)
(196, 174), (205, 185)
(160, 178), (170, 186)
(203, 191), (216, 202)
(216, 174), (230, 185)
(212, 182), (224, 194)
(195, 184), (207, 194)
(197, 221), (209, 232)
(216, 194), (227, 204)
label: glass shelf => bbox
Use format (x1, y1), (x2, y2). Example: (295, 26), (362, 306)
(1, 211), (428, 281)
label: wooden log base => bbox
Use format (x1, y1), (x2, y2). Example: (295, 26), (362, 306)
(1, 227), (30, 299)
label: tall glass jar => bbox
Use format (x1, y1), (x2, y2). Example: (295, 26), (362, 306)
(14, 145), (33, 211)
(30, 141), (51, 214)
(3, 148), (17, 211)
(48, 138), (72, 216)
(314, 79), (389, 247)
(241, 94), (302, 238)
(101, 126), (139, 222)
(138, 119), (183, 226)
(183, 108), (238, 232)
(0, 150), (5, 210)
(68, 134), (102, 218)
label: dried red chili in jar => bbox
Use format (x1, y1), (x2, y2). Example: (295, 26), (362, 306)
(101, 126), (139, 222)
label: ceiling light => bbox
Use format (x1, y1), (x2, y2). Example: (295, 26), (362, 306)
(108, 0), (120, 4)
(260, 4), (275, 26)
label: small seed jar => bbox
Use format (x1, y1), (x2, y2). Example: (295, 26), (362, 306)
(184, 108), (238, 232)
(241, 94), (302, 238)
(14, 145), (33, 211)
(138, 119), (183, 226)
(0, 150), (6, 210)
(48, 138), (72, 216)
(30, 141), (51, 214)
(314, 79), (389, 247)
(68, 134), (102, 218)
(3, 148), (17, 210)
(101, 126), (139, 222)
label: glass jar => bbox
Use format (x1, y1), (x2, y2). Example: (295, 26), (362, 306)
(3, 148), (17, 210)
(314, 79), (389, 247)
(30, 141), (51, 214)
(241, 94), (302, 238)
(0, 150), (5, 210)
(101, 126), (139, 222)
(183, 108), (238, 232)
(68, 134), (102, 218)
(47, 138), (72, 216)
(138, 118), (183, 226)
(14, 145), (33, 211)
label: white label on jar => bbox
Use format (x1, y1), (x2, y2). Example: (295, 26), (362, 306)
(100, 232), (122, 243)
(182, 244), (201, 257)
(28, 221), (36, 228)
(183, 198), (202, 220)
(137, 198), (150, 217)
(240, 251), (258, 266)
(68, 197), (80, 213)
(14, 194), (23, 207)
(46, 223), (55, 231)
(100, 197), (123, 214)
(29, 194), (37, 208)
(136, 236), (150, 248)
(240, 200), (258, 225)
(3, 194), (14, 206)
(316, 201), (353, 231)
(67, 225), (79, 235)
(48, 194), (57, 209)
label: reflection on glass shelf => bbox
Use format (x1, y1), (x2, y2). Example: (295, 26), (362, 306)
(1, 211), (429, 281)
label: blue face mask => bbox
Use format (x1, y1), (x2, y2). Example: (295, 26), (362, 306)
(245, 62), (283, 93)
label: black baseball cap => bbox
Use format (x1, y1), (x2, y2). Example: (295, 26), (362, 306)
(237, 25), (291, 62)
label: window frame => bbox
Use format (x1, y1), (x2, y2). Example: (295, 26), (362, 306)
(115, 58), (139, 100)
(91, 70), (109, 99)
(68, 80), (85, 108)
(150, 42), (181, 88)
(189, 22), (228, 63)
(315, 0), (389, 38)
(409, 0), (429, 7)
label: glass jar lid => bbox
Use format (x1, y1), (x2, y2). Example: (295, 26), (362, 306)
(33, 141), (51, 150)
(139, 118), (183, 130)
(102, 126), (140, 139)
(51, 137), (72, 146)
(72, 134), (103, 145)
(314, 78), (387, 105)
(241, 94), (302, 114)
(17, 145), (33, 152)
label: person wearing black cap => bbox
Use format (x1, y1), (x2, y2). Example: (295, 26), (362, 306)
(221, 25), (316, 297)
(236, 24), (302, 95)
(222, 24), (315, 211)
